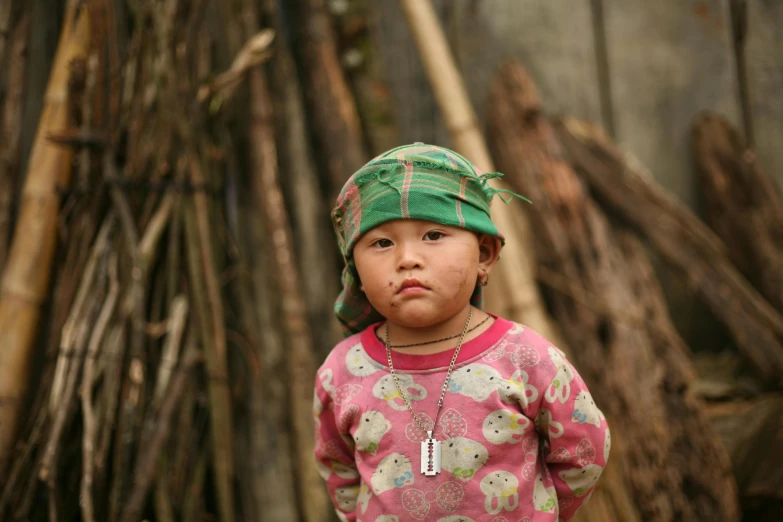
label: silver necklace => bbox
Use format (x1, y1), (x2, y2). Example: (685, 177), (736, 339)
(385, 308), (473, 477)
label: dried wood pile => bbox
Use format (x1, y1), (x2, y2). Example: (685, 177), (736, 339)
(488, 61), (783, 522)
(1, 1), (782, 521)
(0, 0), (347, 520)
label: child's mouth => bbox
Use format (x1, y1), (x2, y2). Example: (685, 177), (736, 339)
(397, 278), (429, 295)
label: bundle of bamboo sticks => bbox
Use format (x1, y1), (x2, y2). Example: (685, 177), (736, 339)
(0, 0), (351, 520)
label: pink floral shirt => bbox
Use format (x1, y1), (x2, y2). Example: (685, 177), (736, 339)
(313, 317), (610, 522)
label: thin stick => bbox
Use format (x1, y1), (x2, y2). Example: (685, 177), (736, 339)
(0, 394), (48, 517)
(152, 294), (188, 405)
(95, 323), (125, 473)
(80, 250), (119, 522)
(182, 186), (235, 522)
(45, 280), (104, 522)
(153, 453), (175, 522)
(0, 6), (29, 272)
(119, 349), (202, 522)
(40, 216), (115, 482)
(48, 216), (114, 412)
(182, 448), (208, 522)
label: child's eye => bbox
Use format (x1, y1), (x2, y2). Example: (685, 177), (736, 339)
(423, 231), (444, 241)
(371, 238), (393, 248)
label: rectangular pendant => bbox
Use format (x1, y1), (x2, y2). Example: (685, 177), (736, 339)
(421, 431), (441, 476)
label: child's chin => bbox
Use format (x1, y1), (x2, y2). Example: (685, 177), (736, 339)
(386, 306), (454, 328)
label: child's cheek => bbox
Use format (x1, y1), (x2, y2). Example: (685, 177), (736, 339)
(443, 264), (472, 292)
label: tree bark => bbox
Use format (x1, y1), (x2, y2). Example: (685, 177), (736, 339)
(487, 61), (740, 522)
(554, 118), (783, 386)
(692, 112), (783, 311)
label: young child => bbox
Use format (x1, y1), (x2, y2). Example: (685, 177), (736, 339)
(314, 143), (609, 522)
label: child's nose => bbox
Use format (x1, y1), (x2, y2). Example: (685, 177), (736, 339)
(396, 242), (423, 270)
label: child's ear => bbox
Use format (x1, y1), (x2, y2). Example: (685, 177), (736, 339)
(477, 234), (502, 273)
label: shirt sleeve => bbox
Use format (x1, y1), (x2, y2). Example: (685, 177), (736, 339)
(530, 345), (610, 521)
(313, 370), (360, 521)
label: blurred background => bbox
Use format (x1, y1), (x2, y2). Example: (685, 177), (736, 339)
(0, 0), (781, 521)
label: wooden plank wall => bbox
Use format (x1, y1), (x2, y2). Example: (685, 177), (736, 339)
(372, 0), (453, 147)
(601, 0), (741, 209)
(369, 0), (783, 200)
(448, 0), (606, 130)
(745, 0), (783, 185)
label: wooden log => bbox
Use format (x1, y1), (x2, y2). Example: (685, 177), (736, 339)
(244, 64), (329, 521)
(692, 112), (783, 311)
(244, 191), (300, 521)
(487, 61), (740, 522)
(292, 0), (367, 201)
(183, 163), (235, 522)
(0, 0), (90, 479)
(554, 118), (783, 386)
(263, 0), (340, 359)
(242, 2), (330, 519)
(330, 0), (400, 156)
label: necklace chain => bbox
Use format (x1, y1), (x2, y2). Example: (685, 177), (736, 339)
(377, 314), (490, 348)
(385, 308), (473, 436)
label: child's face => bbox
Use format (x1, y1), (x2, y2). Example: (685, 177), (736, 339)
(353, 219), (500, 328)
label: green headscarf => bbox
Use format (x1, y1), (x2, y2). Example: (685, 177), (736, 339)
(331, 143), (528, 336)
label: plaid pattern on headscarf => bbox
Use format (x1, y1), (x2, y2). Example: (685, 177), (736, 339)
(332, 143), (529, 336)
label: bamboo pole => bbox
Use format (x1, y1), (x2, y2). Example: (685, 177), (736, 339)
(398, 0), (564, 346)
(0, 0), (90, 478)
